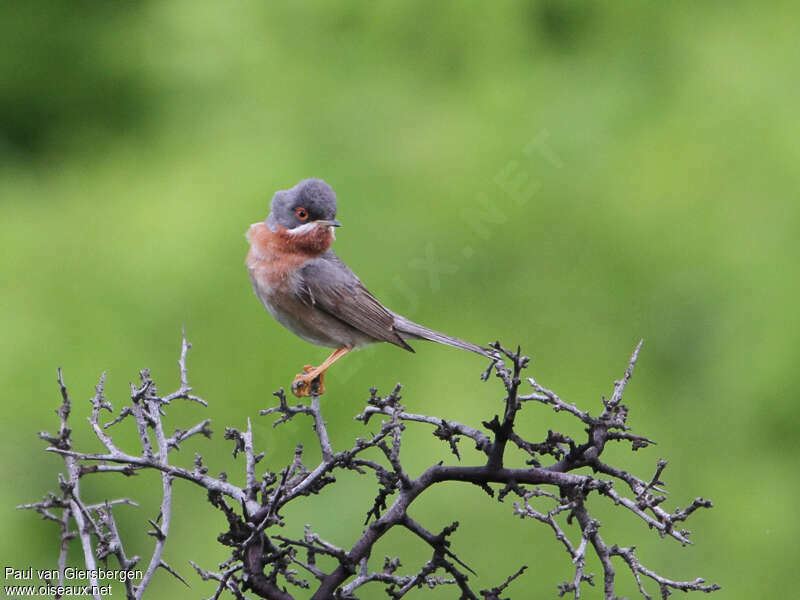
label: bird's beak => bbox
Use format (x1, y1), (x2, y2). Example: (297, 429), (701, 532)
(317, 219), (342, 227)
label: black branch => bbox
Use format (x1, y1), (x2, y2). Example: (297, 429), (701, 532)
(22, 334), (720, 599)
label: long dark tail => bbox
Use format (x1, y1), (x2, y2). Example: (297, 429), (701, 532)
(392, 313), (491, 357)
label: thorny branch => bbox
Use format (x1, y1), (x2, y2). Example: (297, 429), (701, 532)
(23, 334), (720, 599)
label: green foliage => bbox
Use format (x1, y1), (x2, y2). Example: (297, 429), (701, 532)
(2, 1), (796, 598)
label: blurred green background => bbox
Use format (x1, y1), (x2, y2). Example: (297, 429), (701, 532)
(2, 1), (796, 598)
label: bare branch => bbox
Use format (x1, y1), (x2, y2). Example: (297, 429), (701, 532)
(24, 336), (718, 600)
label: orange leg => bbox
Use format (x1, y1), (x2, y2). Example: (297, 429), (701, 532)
(291, 347), (352, 397)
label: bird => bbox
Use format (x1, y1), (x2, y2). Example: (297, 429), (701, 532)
(245, 178), (491, 397)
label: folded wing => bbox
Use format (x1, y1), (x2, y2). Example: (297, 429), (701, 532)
(297, 251), (414, 352)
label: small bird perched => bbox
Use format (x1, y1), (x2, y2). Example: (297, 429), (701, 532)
(246, 178), (490, 397)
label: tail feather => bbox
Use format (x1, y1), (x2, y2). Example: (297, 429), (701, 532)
(392, 313), (491, 357)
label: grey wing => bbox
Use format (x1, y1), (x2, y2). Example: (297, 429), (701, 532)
(297, 251), (414, 352)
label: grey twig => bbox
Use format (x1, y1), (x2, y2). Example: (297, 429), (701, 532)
(480, 566), (527, 600)
(607, 340), (643, 409)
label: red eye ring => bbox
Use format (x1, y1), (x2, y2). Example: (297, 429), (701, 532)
(295, 207), (309, 221)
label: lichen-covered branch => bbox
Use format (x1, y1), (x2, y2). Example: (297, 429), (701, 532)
(22, 334), (720, 599)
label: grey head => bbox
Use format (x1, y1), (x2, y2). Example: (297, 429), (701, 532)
(266, 178), (341, 231)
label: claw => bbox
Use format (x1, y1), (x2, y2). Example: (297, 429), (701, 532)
(289, 347), (352, 398)
(292, 368), (325, 397)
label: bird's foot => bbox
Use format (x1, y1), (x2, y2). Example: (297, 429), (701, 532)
(291, 365), (326, 398)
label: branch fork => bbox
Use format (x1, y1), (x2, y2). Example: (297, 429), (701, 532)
(23, 334), (719, 599)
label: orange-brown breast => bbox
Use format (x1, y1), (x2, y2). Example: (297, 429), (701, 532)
(246, 222), (334, 290)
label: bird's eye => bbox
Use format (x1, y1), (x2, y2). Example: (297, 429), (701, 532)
(295, 207), (309, 221)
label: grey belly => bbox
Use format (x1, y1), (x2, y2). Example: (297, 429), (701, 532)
(259, 288), (374, 349)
